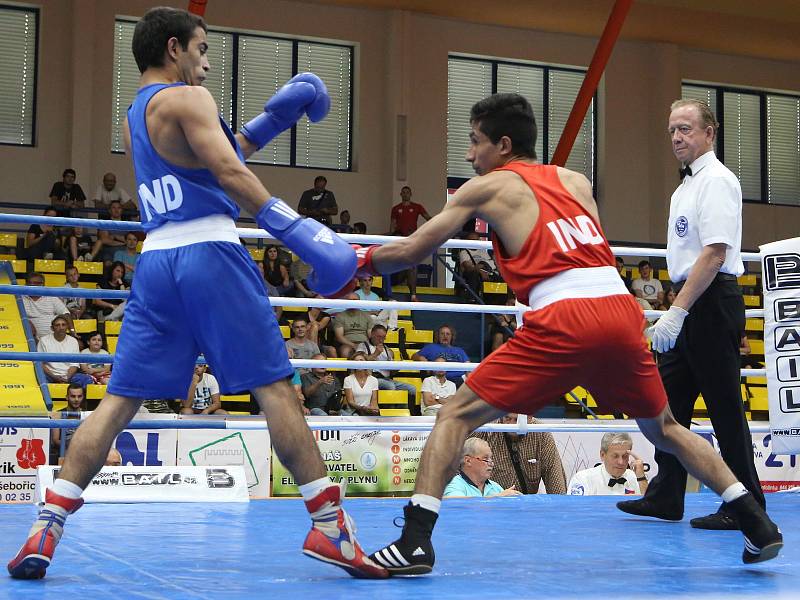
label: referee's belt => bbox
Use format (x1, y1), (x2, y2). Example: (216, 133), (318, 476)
(672, 272), (737, 293)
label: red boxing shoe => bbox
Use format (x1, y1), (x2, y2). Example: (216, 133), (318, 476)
(301, 484), (388, 579)
(7, 489), (84, 579)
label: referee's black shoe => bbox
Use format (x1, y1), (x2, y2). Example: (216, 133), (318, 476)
(616, 498), (682, 521)
(727, 492), (783, 564)
(370, 503), (437, 575)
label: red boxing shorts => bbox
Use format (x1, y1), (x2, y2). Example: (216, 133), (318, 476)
(467, 294), (667, 418)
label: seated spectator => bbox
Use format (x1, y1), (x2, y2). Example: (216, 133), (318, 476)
(22, 272), (75, 340)
(66, 226), (94, 263)
(94, 261), (127, 321)
(89, 200), (128, 264)
(632, 260), (663, 309)
(443, 437), (522, 497)
(37, 316), (93, 386)
(662, 286), (676, 310)
(105, 447), (123, 466)
(181, 364), (227, 415)
(286, 346), (310, 415)
(61, 266), (87, 320)
(488, 293), (518, 353)
(355, 275), (381, 303)
(300, 354), (342, 415)
(285, 316), (321, 374)
(420, 357), (456, 416)
(333, 294), (372, 358)
(458, 230), (497, 298)
(93, 172), (136, 216)
(330, 209), (353, 234)
(740, 335), (763, 369)
(80, 331), (111, 384)
(567, 432), (648, 496)
(290, 256), (316, 298)
(113, 232), (140, 285)
(352, 222), (367, 235)
(341, 352), (379, 416)
(356, 324), (417, 411)
(616, 256), (632, 291)
(141, 399), (176, 414)
(413, 324), (470, 387)
(24, 208), (63, 261)
(475, 415), (567, 494)
(51, 382), (86, 453)
(263, 245), (294, 296)
(49, 168), (86, 218)
(298, 175), (337, 226)
(306, 306), (337, 357)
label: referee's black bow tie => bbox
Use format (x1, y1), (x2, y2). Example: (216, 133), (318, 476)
(679, 165), (692, 180)
(608, 477), (627, 487)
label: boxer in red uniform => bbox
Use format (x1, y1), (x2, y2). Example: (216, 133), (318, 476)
(360, 93), (781, 573)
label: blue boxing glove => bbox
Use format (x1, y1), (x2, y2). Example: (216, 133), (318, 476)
(240, 73), (331, 150)
(256, 197), (357, 297)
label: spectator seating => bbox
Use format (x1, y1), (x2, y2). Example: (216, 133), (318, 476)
(377, 390), (410, 416)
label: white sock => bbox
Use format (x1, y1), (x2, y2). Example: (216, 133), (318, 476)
(411, 494), (441, 514)
(51, 478), (83, 500)
(721, 482), (748, 503)
(298, 477), (333, 503)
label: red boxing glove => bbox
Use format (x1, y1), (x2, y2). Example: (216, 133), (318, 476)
(354, 244), (379, 278)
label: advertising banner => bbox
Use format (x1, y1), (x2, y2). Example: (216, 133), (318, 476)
(0, 423), (48, 503)
(113, 414), (179, 467)
(177, 428), (271, 498)
(37, 465), (249, 503)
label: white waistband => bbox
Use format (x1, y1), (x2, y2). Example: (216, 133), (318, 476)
(528, 266), (628, 311)
(141, 215), (241, 252)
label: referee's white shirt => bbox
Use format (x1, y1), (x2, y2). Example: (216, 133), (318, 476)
(666, 150), (744, 283)
(567, 464), (641, 496)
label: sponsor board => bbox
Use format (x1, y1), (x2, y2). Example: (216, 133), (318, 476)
(177, 428), (271, 498)
(0, 423), (48, 503)
(36, 465), (249, 503)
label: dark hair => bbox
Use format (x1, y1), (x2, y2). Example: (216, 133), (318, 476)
(67, 382), (85, 395)
(132, 7), (207, 74)
(638, 260), (651, 269)
(62, 168), (76, 178)
(435, 324), (456, 343)
(86, 330), (104, 343)
(470, 93), (537, 159)
(370, 323), (387, 334)
(314, 176), (327, 185)
(26, 271), (43, 282)
(291, 316), (309, 326)
(106, 261), (127, 281)
(110, 199), (122, 207)
(51, 315), (68, 327)
(401, 186), (412, 193)
(352, 222), (367, 234)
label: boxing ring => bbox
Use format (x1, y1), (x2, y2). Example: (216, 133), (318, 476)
(0, 212), (797, 599)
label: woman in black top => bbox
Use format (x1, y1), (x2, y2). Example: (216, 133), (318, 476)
(262, 245), (294, 296)
(94, 261), (127, 319)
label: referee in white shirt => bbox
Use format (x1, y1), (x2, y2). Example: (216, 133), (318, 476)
(618, 99), (765, 530)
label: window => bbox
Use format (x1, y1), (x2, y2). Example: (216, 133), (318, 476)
(447, 56), (596, 186)
(682, 83), (800, 205)
(111, 19), (353, 170)
(0, 5), (38, 146)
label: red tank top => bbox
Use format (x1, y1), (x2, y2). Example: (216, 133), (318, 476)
(490, 162), (615, 301)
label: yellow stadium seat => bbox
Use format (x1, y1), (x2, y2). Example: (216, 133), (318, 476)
(107, 336), (118, 353)
(743, 295), (761, 307)
(136, 241), (143, 253)
(373, 276), (382, 288)
(43, 273), (65, 287)
(34, 259), (66, 273)
(10, 259), (25, 273)
(483, 282), (507, 294)
(746, 376), (767, 385)
(325, 357), (347, 372)
(397, 320), (413, 331)
(74, 319), (97, 333)
(658, 269), (671, 282)
(749, 387), (769, 411)
(221, 394), (250, 404)
(51, 400), (68, 412)
(377, 390), (410, 416)
(587, 414), (614, 419)
(385, 330), (399, 344)
(741, 384), (749, 403)
(248, 247), (265, 261)
(78, 282), (96, 289)
(748, 339), (764, 355)
(737, 274), (758, 287)
(104, 321), (122, 335)
(393, 376), (422, 407)
(86, 385), (106, 400)
(405, 330), (433, 344)
(745, 319), (763, 332)
(0, 254), (15, 260)
(695, 395), (706, 411)
(397, 309), (411, 317)
(282, 305), (307, 313)
(74, 261), (104, 275)
(280, 325), (290, 339)
(48, 383), (68, 398)
(0, 233), (18, 247)
(631, 267), (640, 279)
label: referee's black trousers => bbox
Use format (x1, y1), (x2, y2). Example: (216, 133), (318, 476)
(643, 276), (765, 514)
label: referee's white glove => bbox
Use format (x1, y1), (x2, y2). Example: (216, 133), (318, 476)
(646, 305), (689, 353)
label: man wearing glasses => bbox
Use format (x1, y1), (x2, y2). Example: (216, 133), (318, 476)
(443, 437), (522, 497)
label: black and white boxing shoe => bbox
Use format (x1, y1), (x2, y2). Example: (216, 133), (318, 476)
(370, 503), (438, 575)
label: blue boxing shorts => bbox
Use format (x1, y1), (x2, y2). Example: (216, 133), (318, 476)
(107, 241), (293, 399)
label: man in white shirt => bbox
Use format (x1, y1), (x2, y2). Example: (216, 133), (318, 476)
(568, 433), (647, 496)
(93, 172), (136, 215)
(458, 230), (497, 298)
(356, 324), (418, 412)
(181, 364), (226, 415)
(420, 358), (456, 417)
(631, 260), (664, 309)
(619, 98), (765, 532)
(37, 316), (91, 386)
(22, 272), (75, 340)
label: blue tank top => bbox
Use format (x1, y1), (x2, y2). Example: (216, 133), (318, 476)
(127, 82), (241, 232)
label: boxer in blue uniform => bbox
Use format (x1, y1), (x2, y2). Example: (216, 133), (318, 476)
(9, 7), (387, 580)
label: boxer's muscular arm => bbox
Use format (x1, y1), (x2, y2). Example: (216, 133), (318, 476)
(371, 175), (497, 273)
(176, 86), (272, 216)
